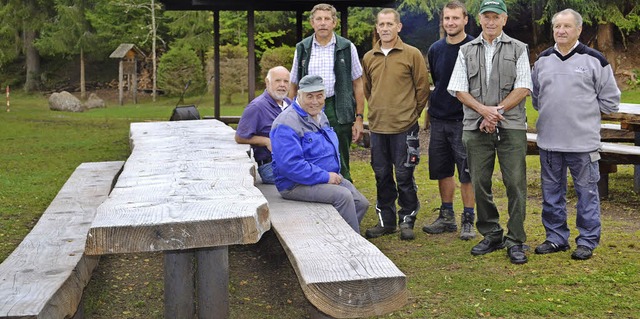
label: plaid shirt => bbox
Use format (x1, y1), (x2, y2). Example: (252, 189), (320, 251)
(448, 33), (532, 96)
(290, 33), (363, 98)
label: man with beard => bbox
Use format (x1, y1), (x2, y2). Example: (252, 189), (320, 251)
(236, 66), (292, 184)
(422, 1), (476, 241)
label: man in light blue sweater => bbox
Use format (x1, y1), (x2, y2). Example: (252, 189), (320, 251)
(531, 8), (621, 260)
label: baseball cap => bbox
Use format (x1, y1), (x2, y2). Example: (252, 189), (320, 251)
(479, 0), (507, 15)
(298, 75), (325, 93)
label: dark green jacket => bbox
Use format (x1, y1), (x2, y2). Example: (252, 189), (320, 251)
(295, 34), (355, 125)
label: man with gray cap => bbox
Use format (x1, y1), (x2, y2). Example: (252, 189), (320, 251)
(447, 0), (532, 264)
(270, 74), (369, 233)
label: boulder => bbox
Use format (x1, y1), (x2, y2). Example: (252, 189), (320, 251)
(48, 91), (85, 112)
(84, 92), (106, 109)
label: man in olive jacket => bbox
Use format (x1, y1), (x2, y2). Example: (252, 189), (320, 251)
(362, 8), (430, 241)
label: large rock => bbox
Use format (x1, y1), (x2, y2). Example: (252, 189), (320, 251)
(49, 91), (85, 112)
(84, 92), (106, 109)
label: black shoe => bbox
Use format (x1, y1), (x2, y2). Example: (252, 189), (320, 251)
(535, 240), (570, 254)
(571, 245), (593, 260)
(507, 245), (528, 264)
(399, 223), (415, 240)
(365, 224), (397, 239)
(471, 238), (505, 256)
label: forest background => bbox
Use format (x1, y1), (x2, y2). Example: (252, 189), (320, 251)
(1, 0), (640, 101)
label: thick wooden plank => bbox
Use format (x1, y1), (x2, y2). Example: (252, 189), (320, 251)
(601, 103), (640, 122)
(600, 123), (634, 142)
(258, 184), (407, 318)
(0, 161), (124, 318)
(86, 120), (270, 255)
(526, 133), (640, 164)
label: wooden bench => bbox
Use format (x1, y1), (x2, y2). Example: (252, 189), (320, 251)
(600, 123), (635, 142)
(0, 161), (123, 319)
(257, 184), (408, 318)
(526, 133), (640, 198)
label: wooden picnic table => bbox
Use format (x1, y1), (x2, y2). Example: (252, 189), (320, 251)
(85, 119), (270, 318)
(601, 103), (640, 192)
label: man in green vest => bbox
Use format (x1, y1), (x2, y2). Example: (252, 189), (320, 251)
(447, 0), (532, 264)
(289, 3), (365, 182)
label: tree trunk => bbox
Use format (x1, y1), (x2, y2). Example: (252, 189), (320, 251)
(80, 48), (86, 100)
(23, 28), (40, 92)
(597, 22), (616, 70)
(152, 0), (157, 102)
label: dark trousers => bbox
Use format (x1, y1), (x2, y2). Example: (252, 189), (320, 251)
(370, 123), (420, 227)
(324, 96), (353, 182)
(462, 128), (527, 247)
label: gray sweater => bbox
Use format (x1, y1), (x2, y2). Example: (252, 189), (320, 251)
(532, 42), (620, 152)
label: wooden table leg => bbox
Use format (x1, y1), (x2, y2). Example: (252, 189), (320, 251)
(197, 246), (229, 319)
(635, 132), (640, 193)
(164, 250), (196, 318)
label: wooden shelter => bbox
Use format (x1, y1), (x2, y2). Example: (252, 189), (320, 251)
(110, 43), (146, 105)
(158, 0), (396, 119)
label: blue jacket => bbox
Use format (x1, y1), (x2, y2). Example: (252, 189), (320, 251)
(270, 101), (341, 192)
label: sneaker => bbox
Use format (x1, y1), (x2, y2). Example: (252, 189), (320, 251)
(471, 238), (505, 256)
(399, 223), (415, 240)
(507, 245), (528, 264)
(365, 224), (397, 239)
(459, 221), (476, 240)
(535, 240), (570, 254)
(422, 207), (457, 234)
(571, 245), (593, 260)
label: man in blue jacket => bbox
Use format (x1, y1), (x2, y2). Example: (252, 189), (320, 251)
(271, 74), (369, 233)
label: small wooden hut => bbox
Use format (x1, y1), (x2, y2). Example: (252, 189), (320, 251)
(110, 44), (146, 105)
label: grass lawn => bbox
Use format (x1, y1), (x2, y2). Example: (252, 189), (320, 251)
(1, 90), (639, 318)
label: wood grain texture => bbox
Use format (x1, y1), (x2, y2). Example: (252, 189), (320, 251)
(526, 133), (640, 163)
(85, 120), (270, 255)
(258, 184), (407, 318)
(0, 161), (124, 318)
(601, 103), (640, 122)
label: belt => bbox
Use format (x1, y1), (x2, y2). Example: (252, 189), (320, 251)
(256, 158), (272, 166)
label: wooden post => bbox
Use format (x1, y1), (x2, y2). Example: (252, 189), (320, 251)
(635, 132), (640, 193)
(598, 163), (617, 199)
(247, 10), (255, 103)
(133, 58), (138, 104)
(118, 60), (124, 105)
(164, 250), (196, 318)
(5, 85), (9, 112)
(196, 246), (229, 319)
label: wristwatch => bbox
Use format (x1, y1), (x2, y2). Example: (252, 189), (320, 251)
(356, 113), (364, 119)
(498, 109), (505, 115)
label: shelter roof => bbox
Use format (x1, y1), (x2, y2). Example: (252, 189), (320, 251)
(159, 0), (396, 11)
(109, 44), (146, 59)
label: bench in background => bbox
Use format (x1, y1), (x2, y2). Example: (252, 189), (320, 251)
(526, 133), (640, 198)
(258, 184), (408, 318)
(0, 161), (123, 319)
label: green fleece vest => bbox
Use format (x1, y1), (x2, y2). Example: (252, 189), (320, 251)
(295, 34), (355, 125)
(460, 33), (528, 130)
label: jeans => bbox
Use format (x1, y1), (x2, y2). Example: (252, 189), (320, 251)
(539, 149), (601, 249)
(462, 128), (527, 247)
(258, 162), (275, 184)
(370, 123), (420, 227)
(279, 179), (369, 233)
